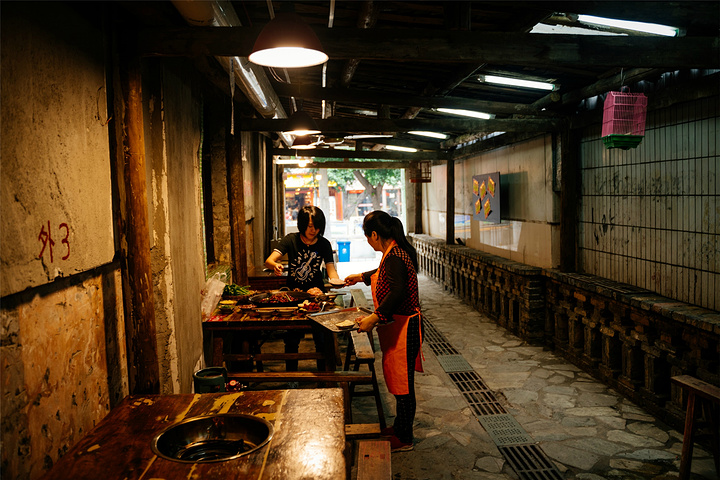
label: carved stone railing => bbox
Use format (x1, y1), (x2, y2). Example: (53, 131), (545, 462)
(410, 234), (720, 431)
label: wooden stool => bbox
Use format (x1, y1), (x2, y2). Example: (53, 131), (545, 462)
(356, 440), (391, 480)
(671, 375), (720, 480)
(346, 289), (386, 429)
(344, 329), (387, 429)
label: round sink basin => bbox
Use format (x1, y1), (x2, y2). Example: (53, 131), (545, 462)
(152, 414), (273, 463)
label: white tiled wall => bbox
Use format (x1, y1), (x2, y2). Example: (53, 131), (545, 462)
(578, 96), (719, 310)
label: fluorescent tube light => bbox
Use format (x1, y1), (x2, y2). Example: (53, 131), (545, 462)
(345, 134), (394, 140)
(482, 75), (555, 91)
(408, 131), (449, 139)
(275, 158), (314, 166)
(385, 145), (417, 152)
(436, 108), (492, 119)
(578, 14), (678, 37)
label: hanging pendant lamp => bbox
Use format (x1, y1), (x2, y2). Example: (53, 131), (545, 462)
(284, 110), (321, 136)
(249, 12), (328, 68)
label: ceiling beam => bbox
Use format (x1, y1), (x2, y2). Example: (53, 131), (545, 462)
(283, 160), (426, 169)
(271, 83), (541, 116)
(241, 117), (564, 134)
(139, 27), (719, 69)
(272, 148), (448, 161)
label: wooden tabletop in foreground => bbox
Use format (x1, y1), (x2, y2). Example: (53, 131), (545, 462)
(42, 389), (346, 480)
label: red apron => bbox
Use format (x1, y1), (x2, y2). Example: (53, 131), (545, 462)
(371, 243), (423, 396)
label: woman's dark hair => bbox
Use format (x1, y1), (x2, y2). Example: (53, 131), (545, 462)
(297, 205), (326, 236)
(362, 210), (417, 269)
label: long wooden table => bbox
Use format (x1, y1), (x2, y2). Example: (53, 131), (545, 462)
(42, 389), (346, 479)
(203, 308), (338, 372)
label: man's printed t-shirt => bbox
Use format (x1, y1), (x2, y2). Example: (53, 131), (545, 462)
(274, 233), (335, 290)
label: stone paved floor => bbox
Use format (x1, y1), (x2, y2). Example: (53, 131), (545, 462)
(351, 274), (718, 480)
(244, 268), (718, 480)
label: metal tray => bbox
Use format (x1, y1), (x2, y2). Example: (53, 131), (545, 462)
(308, 307), (373, 333)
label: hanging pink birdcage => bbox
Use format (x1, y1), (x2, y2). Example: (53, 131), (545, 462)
(601, 91), (648, 149)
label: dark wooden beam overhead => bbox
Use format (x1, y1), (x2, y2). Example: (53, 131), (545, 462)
(139, 27), (719, 68)
(281, 160), (426, 169)
(271, 83), (541, 116)
(271, 148), (448, 161)
(243, 117), (564, 134)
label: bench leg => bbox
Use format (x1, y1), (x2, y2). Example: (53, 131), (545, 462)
(679, 392), (697, 480)
(368, 362), (387, 430)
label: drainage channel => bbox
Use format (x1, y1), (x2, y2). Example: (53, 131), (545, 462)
(423, 318), (564, 480)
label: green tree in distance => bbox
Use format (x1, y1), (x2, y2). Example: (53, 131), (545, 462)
(326, 167), (401, 218)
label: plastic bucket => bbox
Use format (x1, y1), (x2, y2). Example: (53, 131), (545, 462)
(193, 367), (227, 393)
(337, 241), (350, 262)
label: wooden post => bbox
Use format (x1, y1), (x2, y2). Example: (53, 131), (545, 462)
(264, 137), (275, 260)
(414, 177), (423, 234)
(227, 127), (248, 285)
(118, 43), (160, 394)
(560, 129), (579, 272)
(446, 159), (455, 244)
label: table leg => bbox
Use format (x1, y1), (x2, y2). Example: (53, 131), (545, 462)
(212, 335), (224, 367)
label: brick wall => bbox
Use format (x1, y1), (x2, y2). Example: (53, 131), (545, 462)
(411, 234), (720, 431)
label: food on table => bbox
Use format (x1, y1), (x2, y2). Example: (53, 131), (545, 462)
(223, 284), (253, 296)
(257, 292), (296, 304)
(307, 287), (323, 296)
(218, 300), (236, 312)
(299, 300), (321, 312)
(336, 319), (356, 328)
(329, 278), (345, 287)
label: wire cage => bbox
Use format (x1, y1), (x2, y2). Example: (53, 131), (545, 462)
(601, 91), (648, 149)
(409, 161), (432, 183)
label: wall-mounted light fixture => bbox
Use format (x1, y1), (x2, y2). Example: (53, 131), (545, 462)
(249, 12), (328, 68)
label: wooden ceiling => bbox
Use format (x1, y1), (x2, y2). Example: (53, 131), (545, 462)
(128, 1), (719, 158)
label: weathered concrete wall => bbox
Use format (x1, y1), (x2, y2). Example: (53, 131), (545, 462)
(1, 4), (128, 479)
(1, 269), (127, 480)
(0, 2), (115, 297)
(425, 135), (560, 268)
(145, 60), (205, 394)
(210, 129), (232, 266)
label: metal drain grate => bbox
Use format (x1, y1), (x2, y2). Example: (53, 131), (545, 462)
(437, 354), (473, 373)
(425, 318), (563, 480)
(423, 320), (459, 356)
(498, 444), (565, 480)
(478, 414), (534, 446)
(448, 371), (507, 415)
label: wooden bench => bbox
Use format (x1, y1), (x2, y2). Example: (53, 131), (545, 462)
(356, 440), (391, 480)
(671, 375), (720, 479)
(227, 370), (373, 424)
(345, 289), (386, 429)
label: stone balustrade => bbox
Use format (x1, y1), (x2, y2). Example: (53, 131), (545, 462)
(410, 234), (720, 431)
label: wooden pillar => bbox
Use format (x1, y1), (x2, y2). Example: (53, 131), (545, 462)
(264, 137), (275, 260)
(227, 127), (248, 285)
(560, 129), (580, 272)
(446, 159), (455, 244)
(414, 178), (423, 234)
(118, 44), (159, 394)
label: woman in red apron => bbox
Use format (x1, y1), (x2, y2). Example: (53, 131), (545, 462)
(344, 211), (422, 452)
